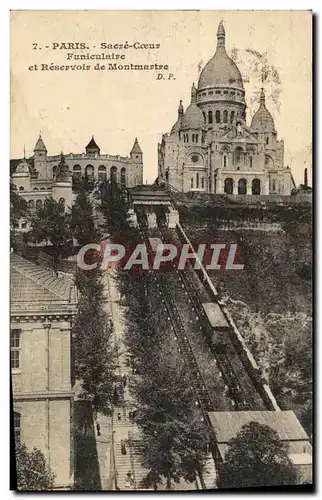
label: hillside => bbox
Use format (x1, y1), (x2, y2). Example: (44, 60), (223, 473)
(180, 204), (312, 435)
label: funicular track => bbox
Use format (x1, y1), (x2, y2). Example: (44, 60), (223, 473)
(158, 223), (251, 411)
(137, 215), (215, 418)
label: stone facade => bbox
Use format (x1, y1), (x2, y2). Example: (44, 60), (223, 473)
(11, 135), (144, 213)
(11, 254), (77, 490)
(158, 22), (293, 196)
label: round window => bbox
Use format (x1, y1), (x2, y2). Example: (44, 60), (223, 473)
(191, 154), (199, 163)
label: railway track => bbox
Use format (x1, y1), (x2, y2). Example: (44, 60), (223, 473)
(138, 216), (216, 417)
(158, 223), (252, 410)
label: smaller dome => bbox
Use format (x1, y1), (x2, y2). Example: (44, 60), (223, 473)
(15, 159), (30, 174)
(251, 89), (275, 133)
(181, 84), (205, 130)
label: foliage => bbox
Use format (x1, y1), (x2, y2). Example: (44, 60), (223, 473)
(27, 198), (72, 264)
(71, 190), (100, 246)
(134, 343), (208, 489)
(73, 267), (116, 414)
(216, 422), (297, 489)
(15, 442), (55, 491)
(10, 183), (27, 227)
(99, 181), (132, 239)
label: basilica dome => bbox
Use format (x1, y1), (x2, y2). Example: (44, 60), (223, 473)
(198, 22), (244, 91)
(251, 89), (275, 132)
(181, 84), (205, 130)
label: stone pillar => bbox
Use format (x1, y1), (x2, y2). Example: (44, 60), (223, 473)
(263, 178), (269, 195)
(247, 180), (252, 195)
(216, 178), (223, 194)
(233, 179), (238, 195)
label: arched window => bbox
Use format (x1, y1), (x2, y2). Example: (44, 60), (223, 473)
(230, 111), (235, 123)
(208, 110), (213, 124)
(59, 198), (65, 208)
(44, 198), (50, 208)
(224, 178), (233, 195)
(203, 112), (206, 124)
(53, 166), (57, 178)
(215, 110), (221, 123)
(98, 165), (107, 182)
(223, 156), (227, 167)
(238, 178), (247, 195)
(191, 178), (194, 189)
(85, 165), (94, 180)
(19, 186), (24, 191)
(201, 177), (204, 189)
(195, 134), (198, 143)
(110, 166), (117, 184)
(196, 173), (199, 189)
(28, 200), (35, 210)
(36, 199), (43, 210)
(14, 411), (21, 445)
(120, 167), (126, 188)
(272, 179), (276, 191)
(73, 164), (81, 181)
(266, 137), (269, 145)
(192, 134), (195, 143)
(252, 178), (261, 195)
(40, 187), (46, 191)
(235, 147), (243, 164)
(223, 110), (228, 123)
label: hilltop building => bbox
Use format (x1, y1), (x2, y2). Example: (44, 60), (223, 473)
(11, 135), (144, 224)
(158, 22), (293, 195)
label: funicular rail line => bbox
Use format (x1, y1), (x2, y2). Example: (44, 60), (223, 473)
(158, 223), (252, 410)
(138, 217), (216, 418)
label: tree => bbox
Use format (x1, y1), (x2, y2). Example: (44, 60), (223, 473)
(28, 198), (71, 266)
(73, 268), (116, 414)
(135, 346), (208, 490)
(10, 183), (27, 227)
(216, 422), (297, 489)
(15, 442), (55, 491)
(71, 190), (100, 246)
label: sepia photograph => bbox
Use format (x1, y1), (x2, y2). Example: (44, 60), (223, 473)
(10, 9), (312, 491)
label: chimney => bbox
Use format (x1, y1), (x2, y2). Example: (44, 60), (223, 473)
(304, 168), (308, 187)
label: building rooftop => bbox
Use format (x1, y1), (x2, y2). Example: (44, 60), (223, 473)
(207, 410), (310, 444)
(11, 253), (77, 314)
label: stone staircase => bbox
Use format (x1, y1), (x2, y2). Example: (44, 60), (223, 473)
(114, 433), (150, 490)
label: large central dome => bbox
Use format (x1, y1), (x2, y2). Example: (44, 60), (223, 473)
(198, 22), (244, 91)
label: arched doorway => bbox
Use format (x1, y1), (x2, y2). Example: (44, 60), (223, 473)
(120, 167), (126, 188)
(252, 178), (261, 195)
(238, 178), (247, 195)
(28, 200), (35, 210)
(36, 199), (43, 210)
(85, 165), (94, 180)
(224, 178), (233, 195)
(73, 164), (81, 181)
(98, 165), (107, 182)
(110, 166), (117, 184)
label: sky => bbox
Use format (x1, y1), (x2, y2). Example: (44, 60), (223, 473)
(10, 10), (312, 186)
